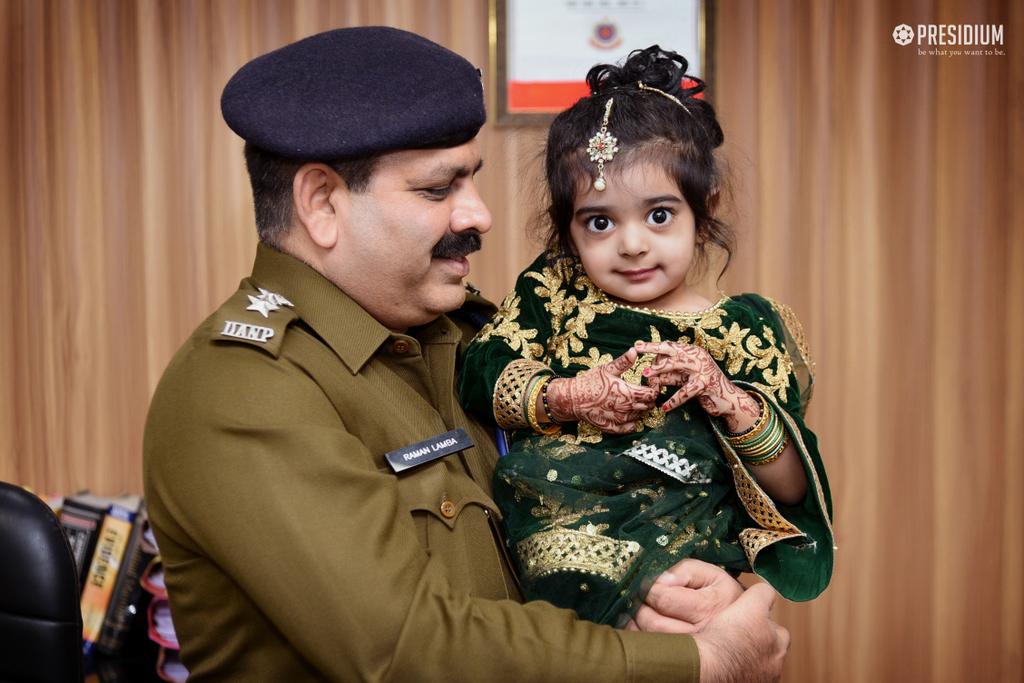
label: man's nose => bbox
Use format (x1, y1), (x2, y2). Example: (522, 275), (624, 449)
(451, 182), (492, 234)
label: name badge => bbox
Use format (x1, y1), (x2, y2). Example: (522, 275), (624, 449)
(385, 428), (474, 473)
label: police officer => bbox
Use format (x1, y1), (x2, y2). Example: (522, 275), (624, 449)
(143, 26), (788, 682)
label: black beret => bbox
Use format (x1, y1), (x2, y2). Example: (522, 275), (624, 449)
(221, 26), (486, 159)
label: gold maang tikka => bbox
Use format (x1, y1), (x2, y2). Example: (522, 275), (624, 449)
(586, 98), (618, 191)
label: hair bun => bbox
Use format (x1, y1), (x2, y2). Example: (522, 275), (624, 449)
(586, 45), (706, 100)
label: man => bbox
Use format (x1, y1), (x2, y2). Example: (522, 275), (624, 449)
(144, 26), (788, 682)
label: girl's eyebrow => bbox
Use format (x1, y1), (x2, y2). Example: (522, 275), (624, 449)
(644, 194), (683, 205)
(574, 204), (611, 217)
(574, 194), (682, 218)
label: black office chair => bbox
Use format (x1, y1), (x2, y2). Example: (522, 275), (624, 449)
(0, 480), (84, 683)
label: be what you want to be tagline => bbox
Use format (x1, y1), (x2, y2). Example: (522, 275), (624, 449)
(893, 23), (1006, 57)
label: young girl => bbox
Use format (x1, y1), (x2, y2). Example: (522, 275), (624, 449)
(458, 46), (833, 627)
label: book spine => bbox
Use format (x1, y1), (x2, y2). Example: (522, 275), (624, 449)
(59, 503), (107, 590)
(96, 509), (155, 656)
(80, 503), (136, 656)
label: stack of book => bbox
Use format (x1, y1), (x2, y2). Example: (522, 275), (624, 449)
(54, 491), (187, 681)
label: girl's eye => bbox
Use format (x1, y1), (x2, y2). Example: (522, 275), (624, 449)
(586, 215), (614, 232)
(647, 208), (672, 226)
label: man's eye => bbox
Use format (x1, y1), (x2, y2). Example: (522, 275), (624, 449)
(423, 186), (453, 198)
(586, 215), (613, 232)
(647, 208), (672, 226)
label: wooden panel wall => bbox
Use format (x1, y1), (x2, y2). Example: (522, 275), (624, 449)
(0, 1), (1020, 681)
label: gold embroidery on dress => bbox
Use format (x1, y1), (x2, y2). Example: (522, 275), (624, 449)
(542, 420), (605, 454)
(474, 291), (545, 360)
(700, 321), (753, 376)
(519, 497), (643, 582)
(529, 269), (614, 369)
(744, 326), (795, 404)
(621, 325), (660, 385)
(682, 313), (797, 407)
(665, 522), (700, 552)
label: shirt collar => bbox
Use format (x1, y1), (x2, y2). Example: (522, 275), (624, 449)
(248, 243), (459, 373)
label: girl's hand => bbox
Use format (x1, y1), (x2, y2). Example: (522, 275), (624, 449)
(637, 341), (760, 434)
(545, 348), (659, 435)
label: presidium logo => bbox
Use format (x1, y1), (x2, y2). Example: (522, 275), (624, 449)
(892, 22), (1005, 55)
(893, 24), (914, 45)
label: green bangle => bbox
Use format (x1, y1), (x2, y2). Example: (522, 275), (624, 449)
(743, 431), (789, 466)
(526, 375), (560, 435)
(737, 417), (786, 461)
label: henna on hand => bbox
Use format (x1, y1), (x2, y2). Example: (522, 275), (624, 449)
(546, 348), (659, 435)
(637, 341), (760, 433)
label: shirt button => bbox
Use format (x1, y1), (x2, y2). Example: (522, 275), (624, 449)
(393, 341), (410, 354)
(440, 501), (456, 518)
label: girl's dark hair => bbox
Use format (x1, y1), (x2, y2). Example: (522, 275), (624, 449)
(543, 46), (733, 279)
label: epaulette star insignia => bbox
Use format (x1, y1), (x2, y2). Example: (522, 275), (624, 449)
(246, 288), (294, 318)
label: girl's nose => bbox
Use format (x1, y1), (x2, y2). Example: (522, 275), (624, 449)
(618, 223), (648, 257)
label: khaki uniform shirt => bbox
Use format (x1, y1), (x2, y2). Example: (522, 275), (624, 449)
(143, 244), (697, 682)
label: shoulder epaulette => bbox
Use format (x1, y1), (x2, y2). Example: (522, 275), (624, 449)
(209, 283), (299, 358)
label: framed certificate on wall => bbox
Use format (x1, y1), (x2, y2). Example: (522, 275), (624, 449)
(490, 0), (713, 126)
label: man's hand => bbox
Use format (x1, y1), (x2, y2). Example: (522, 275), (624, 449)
(624, 559), (744, 633)
(692, 583), (790, 683)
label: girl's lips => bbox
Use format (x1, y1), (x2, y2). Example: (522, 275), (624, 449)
(617, 268), (656, 282)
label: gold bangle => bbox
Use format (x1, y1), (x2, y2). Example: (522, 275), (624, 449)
(526, 376), (560, 435)
(743, 431), (789, 467)
(493, 359), (551, 430)
(736, 411), (782, 456)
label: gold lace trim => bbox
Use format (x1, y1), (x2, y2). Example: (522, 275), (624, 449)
(493, 359), (551, 430)
(517, 529), (643, 582)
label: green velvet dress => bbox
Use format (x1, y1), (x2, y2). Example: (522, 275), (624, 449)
(458, 254), (834, 627)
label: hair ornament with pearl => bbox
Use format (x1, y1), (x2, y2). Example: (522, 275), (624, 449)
(586, 98), (618, 191)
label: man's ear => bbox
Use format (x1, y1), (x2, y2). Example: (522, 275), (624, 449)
(293, 163), (346, 249)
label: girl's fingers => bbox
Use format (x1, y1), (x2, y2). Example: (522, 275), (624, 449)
(644, 369), (688, 386)
(635, 341), (686, 357)
(661, 391), (690, 412)
(647, 354), (698, 375)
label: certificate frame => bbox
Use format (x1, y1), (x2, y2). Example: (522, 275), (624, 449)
(489, 0), (714, 126)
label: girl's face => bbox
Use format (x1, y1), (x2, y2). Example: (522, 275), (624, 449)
(570, 161), (704, 312)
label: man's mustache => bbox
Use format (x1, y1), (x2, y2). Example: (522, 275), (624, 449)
(432, 231), (482, 259)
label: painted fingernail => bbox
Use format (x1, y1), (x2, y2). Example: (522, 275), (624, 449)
(643, 368), (650, 376)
